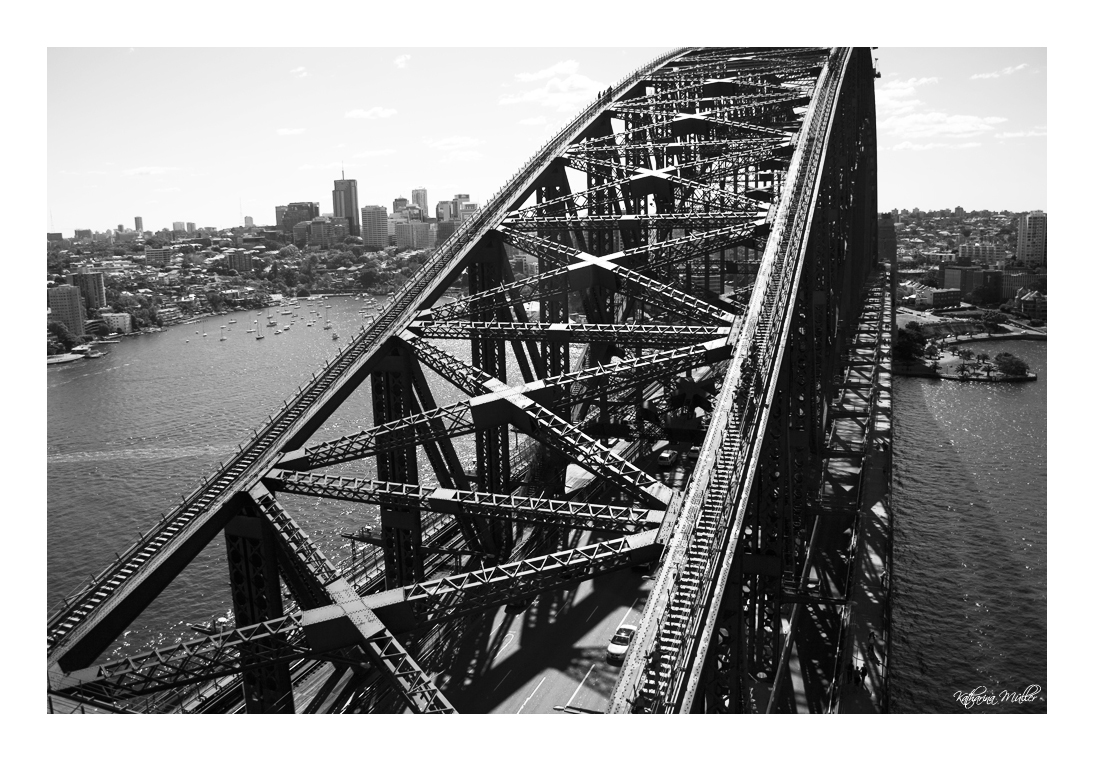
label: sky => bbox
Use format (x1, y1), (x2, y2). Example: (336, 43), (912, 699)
(46, 46), (1046, 235)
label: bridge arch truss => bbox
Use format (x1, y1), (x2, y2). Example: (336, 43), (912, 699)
(47, 46), (878, 714)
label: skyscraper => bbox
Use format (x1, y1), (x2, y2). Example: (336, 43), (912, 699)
(67, 269), (108, 311)
(412, 188), (428, 218)
(333, 177), (361, 237)
(172, 221), (186, 232)
(275, 206), (287, 229)
(134, 216), (143, 232)
(244, 215), (254, 228)
(393, 197), (408, 214)
(186, 222), (196, 234)
(361, 205), (389, 249)
(435, 200), (453, 221)
(1017, 210), (1047, 268)
(48, 285), (86, 336)
(281, 202), (320, 233)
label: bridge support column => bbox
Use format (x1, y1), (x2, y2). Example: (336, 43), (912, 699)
(372, 346), (423, 586)
(224, 494), (295, 713)
(468, 238), (513, 558)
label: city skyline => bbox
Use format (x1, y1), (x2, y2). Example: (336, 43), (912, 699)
(47, 47), (1046, 234)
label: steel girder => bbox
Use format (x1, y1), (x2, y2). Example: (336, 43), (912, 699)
(49, 46), (878, 714)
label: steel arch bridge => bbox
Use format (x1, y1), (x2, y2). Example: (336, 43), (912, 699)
(47, 46), (881, 714)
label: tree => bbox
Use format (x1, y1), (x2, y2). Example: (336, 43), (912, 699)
(993, 352), (1029, 377)
(296, 287), (310, 297)
(48, 321), (80, 351)
(894, 328), (927, 364)
(981, 310), (1007, 334)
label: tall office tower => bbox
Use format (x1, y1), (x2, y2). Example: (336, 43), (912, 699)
(117, 224), (124, 233)
(404, 204), (424, 222)
(48, 285), (86, 336)
(134, 216), (143, 232)
(275, 205), (287, 229)
(333, 177), (361, 236)
(411, 188), (428, 217)
(451, 194), (470, 216)
(67, 268), (108, 311)
(244, 215), (254, 228)
(281, 202), (320, 233)
(172, 221), (186, 232)
(435, 200), (454, 221)
(1017, 210), (1047, 268)
(393, 197), (408, 214)
(186, 222), (196, 234)
(361, 205), (389, 249)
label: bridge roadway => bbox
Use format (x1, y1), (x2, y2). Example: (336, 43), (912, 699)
(46, 47), (690, 670)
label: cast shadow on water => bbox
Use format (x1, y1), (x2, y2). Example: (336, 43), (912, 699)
(890, 375), (1046, 713)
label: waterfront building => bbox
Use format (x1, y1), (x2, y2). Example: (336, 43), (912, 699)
(412, 188), (428, 217)
(333, 177), (360, 237)
(1014, 288), (1047, 322)
(914, 287), (961, 309)
(361, 205), (388, 249)
(1017, 211), (1047, 268)
(99, 312), (133, 334)
(66, 269), (108, 311)
(48, 284), (86, 336)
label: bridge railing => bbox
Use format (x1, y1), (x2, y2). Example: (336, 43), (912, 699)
(615, 48), (848, 712)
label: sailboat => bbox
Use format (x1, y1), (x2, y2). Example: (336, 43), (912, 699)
(256, 322), (265, 340)
(219, 326), (228, 341)
(246, 319), (256, 334)
(202, 318), (207, 338)
(267, 309), (278, 327)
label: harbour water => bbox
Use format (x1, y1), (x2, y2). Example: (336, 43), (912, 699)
(889, 339), (1047, 713)
(47, 303), (1048, 712)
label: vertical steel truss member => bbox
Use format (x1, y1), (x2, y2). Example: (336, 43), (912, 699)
(467, 236), (513, 557)
(371, 344), (423, 587)
(223, 492), (295, 713)
(47, 47), (880, 715)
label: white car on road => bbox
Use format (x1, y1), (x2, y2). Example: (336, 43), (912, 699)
(607, 624), (637, 662)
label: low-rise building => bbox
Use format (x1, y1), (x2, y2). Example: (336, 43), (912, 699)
(99, 311), (134, 334)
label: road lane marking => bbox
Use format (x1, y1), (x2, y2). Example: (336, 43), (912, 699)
(517, 676), (547, 714)
(585, 604), (599, 622)
(567, 664), (596, 707)
(496, 668), (513, 690)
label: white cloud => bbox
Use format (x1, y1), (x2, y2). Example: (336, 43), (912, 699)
(276, 128), (305, 136)
(289, 66), (307, 79)
(153, 186), (182, 193)
(995, 128), (1047, 139)
(518, 116), (546, 126)
(394, 54), (411, 69)
(345, 107), (396, 120)
(970, 63), (1028, 80)
(501, 60), (603, 112)
(123, 166), (180, 176)
(354, 148), (396, 158)
(881, 112), (1006, 140)
(425, 136), (483, 151)
(875, 76), (938, 116)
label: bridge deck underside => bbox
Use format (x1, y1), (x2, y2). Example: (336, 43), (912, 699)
(48, 46), (880, 715)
